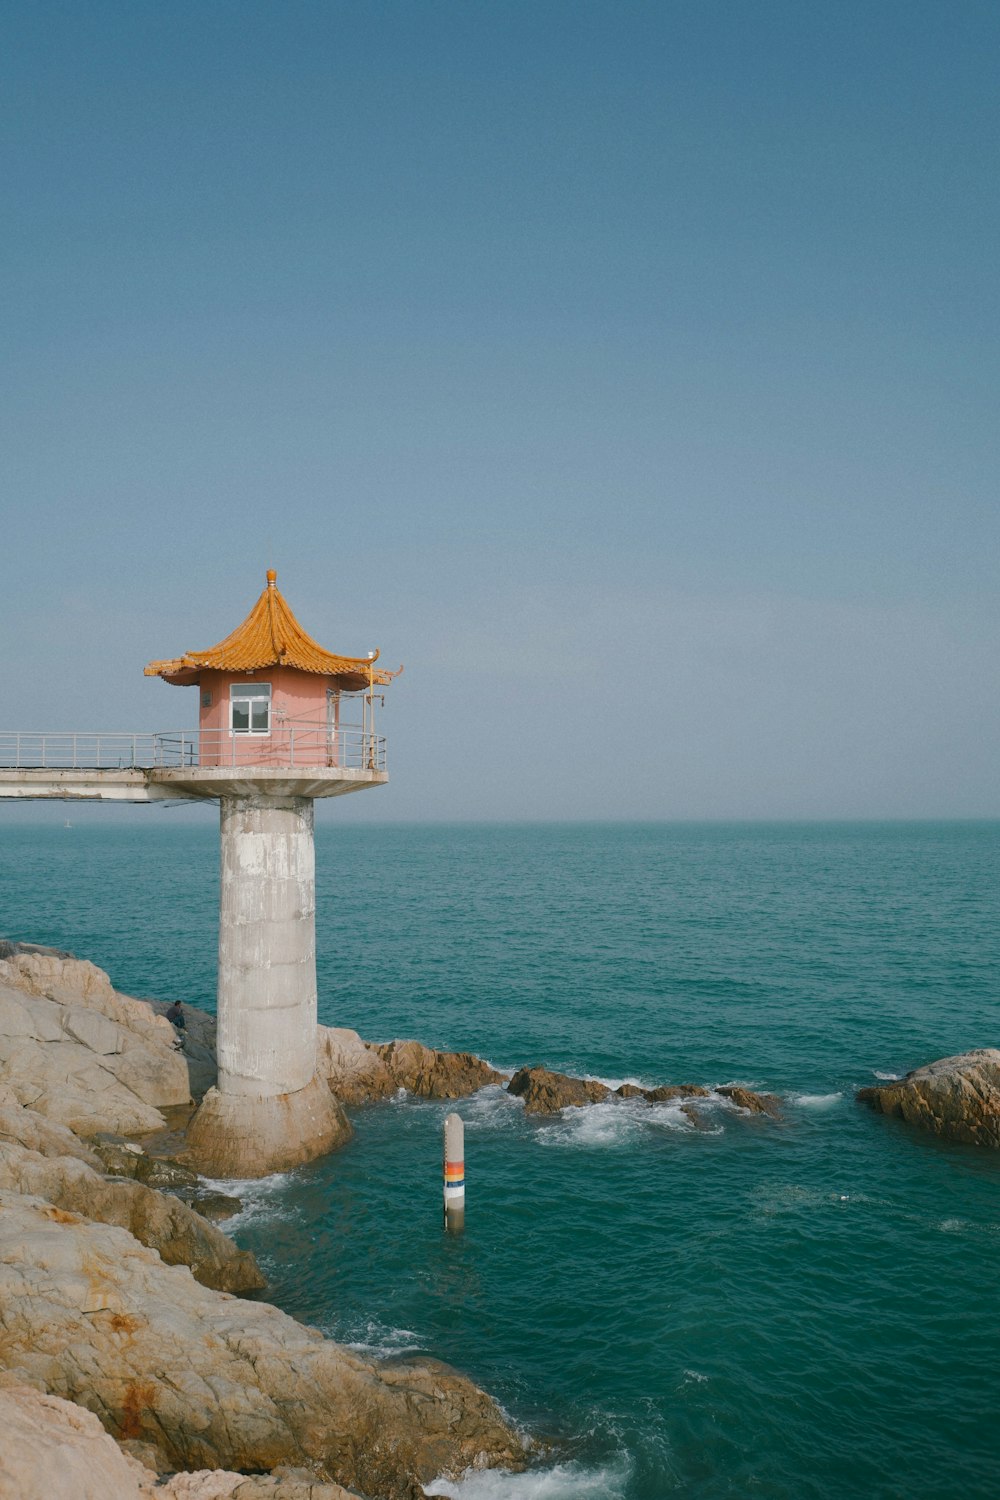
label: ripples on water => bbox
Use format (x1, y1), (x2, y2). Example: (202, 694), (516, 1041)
(1, 820), (998, 1498)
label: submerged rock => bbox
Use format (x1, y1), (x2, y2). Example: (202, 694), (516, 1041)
(0, 1190), (528, 1496)
(175, 1189), (244, 1222)
(858, 1049), (1000, 1147)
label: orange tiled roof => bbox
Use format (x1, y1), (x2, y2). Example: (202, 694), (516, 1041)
(144, 571), (396, 690)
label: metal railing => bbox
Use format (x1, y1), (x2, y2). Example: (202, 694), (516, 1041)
(0, 734), (159, 770)
(0, 726), (387, 774)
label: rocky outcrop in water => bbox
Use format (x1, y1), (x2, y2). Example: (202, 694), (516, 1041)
(717, 1084), (782, 1118)
(374, 1038), (505, 1098)
(0, 1189), (527, 1497)
(857, 1049), (1000, 1147)
(507, 1066), (612, 1114)
(316, 1025), (505, 1104)
(507, 1066), (781, 1120)
(0, 953), (527, 1497)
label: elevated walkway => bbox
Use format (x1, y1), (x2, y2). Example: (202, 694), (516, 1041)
(0, 728), (389, 802)
(0, 766), (387, 802)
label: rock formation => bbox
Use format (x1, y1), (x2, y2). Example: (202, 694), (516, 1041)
(717, 1084), (782, 1118)
(507, 1066), (612, 1114)
(857, 1049), (1000, 1147)
(0, 1190), (527, 1497)
(0, 1385), (359, 1500)
(506, 1066), (781, 1120)
(316, 1026), (504, 1104)
(0, 953), (191, 1136)
(0, 1134), (264, 1293)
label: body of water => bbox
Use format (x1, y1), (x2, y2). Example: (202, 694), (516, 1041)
(2, 820), (998, 1499)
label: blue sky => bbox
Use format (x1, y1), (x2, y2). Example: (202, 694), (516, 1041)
(2, 1), (998, 820)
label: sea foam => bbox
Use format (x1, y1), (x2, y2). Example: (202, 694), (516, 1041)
(425, 1458), (630, 1499)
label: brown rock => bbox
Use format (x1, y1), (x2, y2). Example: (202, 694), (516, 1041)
(374, 1039), (505, 1099)
(507, 1067), (611, 1115)
(91, 1138), (201, 1190)
(858, 1049), (1000, 1147)
(317, 1027), (505, 1105)
(0, 1191), (527, 1496)
(177, 1191), (244, 1222)
(643, 1084), (710, 1104)
(315, 1026), (396, 1103)
(717, 1086), (782, 1118)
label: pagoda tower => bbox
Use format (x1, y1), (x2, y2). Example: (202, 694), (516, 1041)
(144, 569), (398, 1176)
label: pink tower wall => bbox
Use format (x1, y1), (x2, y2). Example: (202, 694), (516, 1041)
(194, 667), (343, 767)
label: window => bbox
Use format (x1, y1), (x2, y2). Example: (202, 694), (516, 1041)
(230, 682), (271, 735)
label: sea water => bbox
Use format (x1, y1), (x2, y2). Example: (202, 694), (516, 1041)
(2, 820), (998, 1499)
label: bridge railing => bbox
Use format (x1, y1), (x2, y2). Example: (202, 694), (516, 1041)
(0, 727), (387, 774)
(0, 733), (159, 770)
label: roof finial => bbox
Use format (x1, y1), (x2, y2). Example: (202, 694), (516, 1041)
(266, 568), (277, 586)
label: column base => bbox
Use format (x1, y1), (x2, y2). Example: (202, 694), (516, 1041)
(183, 1073), (352, 1178)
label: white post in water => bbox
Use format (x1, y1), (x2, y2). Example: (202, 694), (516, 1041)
(444, 1112), (465, 1234)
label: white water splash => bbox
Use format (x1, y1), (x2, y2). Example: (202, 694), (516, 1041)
(338, 1317), (424, 1357)
(873, 1070), (902, 1081)
(790, 1092), (844, 1108)
(460, 1085), (525, 1131)
(536, 1097), (694, 1150)
(196, 1172), (296, 1229)
(425, 1459), (630, 1499)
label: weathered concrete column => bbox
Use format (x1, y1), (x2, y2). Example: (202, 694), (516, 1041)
(184, 793), (350, 1177)
(216, 793), (317, 1098)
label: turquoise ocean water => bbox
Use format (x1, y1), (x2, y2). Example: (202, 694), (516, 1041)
(2, 820), (998, 1499)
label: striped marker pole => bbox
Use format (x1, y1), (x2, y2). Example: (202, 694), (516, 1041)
(443, 1112), (465, 1234)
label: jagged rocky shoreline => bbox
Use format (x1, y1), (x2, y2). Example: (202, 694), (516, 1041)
(0, 943), (528, 1500)
(2, 938), (996, 1499)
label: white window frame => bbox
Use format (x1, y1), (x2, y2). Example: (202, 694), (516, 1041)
(230, 682), (272, 736)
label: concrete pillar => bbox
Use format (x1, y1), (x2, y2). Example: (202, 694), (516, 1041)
(184, 792), (351, 1178)
(217, 793), (317, 1098)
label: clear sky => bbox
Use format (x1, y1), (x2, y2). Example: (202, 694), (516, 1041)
(2, 1), (998, 821)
